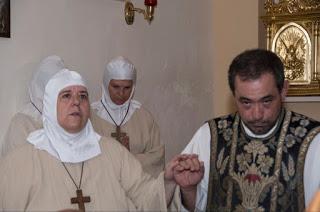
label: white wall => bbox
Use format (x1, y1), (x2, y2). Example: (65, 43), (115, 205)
(0, 0), (258, 161)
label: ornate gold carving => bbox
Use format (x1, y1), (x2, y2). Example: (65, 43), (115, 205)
(261, 0), (320, 96)
(265, 0), (320, 15)
(272, 23), (311, 83)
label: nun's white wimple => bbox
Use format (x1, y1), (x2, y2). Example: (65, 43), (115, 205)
(28, 69), (101, 163)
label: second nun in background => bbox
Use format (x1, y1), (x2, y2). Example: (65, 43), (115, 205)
(1, 55), (65, 157)
(91, 56), (164, 177)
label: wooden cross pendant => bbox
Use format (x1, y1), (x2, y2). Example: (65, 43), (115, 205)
(71, 189), (91, 212)
(111, 126), (127, 142)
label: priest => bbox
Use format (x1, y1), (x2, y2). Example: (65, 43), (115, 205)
(175, 49), (320, 211)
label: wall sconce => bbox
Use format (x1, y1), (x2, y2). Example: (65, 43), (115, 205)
(124, 0), (157, 25)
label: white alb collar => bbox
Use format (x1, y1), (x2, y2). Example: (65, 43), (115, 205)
(241, 119), (279, 139)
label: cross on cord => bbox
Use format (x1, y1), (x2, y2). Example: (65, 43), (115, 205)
(111, 126), (127, 142)
(71, 189), (91, 212)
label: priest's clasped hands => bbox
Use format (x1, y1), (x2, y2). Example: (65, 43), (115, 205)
(165, 154), (204, 190)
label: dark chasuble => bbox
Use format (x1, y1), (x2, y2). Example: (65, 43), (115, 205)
(206, 109), (320, 212)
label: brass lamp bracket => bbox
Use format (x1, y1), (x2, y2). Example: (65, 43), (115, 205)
(124, 0), (156, 25)
(125, 1), (135, 25)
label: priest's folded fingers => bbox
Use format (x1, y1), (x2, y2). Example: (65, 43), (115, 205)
(190, 157), (201, 171)
(180, 157), (201, 171)
(165, 154), (188, 178)
(177, 155), (200, 171)
(174, 154), (201, 171)
(177, 158), (191, 170)
(173, 164), (185, 172)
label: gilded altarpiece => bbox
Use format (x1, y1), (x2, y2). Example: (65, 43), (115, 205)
(261, 0), (320, 96)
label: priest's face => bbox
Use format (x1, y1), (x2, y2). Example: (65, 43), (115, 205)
(234, 72), (287, 135)
(57, 85), (90, 133)
(108, 79), (133, 105)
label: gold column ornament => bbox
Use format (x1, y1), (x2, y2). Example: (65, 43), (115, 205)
(261, 0), (320, 96)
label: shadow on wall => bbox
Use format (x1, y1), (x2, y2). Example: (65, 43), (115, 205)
(214, 94), (236, 117)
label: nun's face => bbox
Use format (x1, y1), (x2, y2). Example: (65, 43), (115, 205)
(57, 85), (90, 133)
(108, 79), (133, 105)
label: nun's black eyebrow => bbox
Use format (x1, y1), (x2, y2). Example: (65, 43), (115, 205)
(58, 90), (88, 96)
